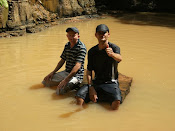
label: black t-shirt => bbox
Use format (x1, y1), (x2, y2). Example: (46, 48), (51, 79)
(87, 42), (121, 84)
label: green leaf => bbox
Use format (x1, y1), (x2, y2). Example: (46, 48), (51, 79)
(0, 0), (8, 8)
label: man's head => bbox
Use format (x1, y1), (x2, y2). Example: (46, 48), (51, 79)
(96, 24), (109, 33)
(66, 27), (79, 34)
(95, 24), (110, 42)
(66, 27), (80, 44)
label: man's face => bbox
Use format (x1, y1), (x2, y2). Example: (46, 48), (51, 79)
(95, 31), (110, 42)
(67, 30), (79, 44)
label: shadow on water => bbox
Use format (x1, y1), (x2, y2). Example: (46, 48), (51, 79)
(29, 83), (57, 90)
(29, 84), (115, 118)
(59, 102), (117, 118)
(108, 11), (175, 29)
(59, 104), (89, 118)
(51, 91), (76, 100)
(29, 83), (45, 89)
(29, 83), (77, 100)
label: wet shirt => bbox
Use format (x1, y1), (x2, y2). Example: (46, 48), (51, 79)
(61, 39), (87, 82)
(87, 42), (120, 84)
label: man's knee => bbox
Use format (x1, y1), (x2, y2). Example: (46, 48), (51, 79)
(111, 100), (120, 110)
(42, 80), (59, 87)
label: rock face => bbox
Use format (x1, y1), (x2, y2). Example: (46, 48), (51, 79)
(0, 0), (97, 37)
(0, 5), (8, 29)
(39, 0), (97, 16)
(81, 70), (133, 103)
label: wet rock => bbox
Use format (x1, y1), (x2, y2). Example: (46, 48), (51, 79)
(118, 73), (133, 102)
(26, 24), (45, 33)
(0, 32), (10, 37)
(5, 29), (26, 36)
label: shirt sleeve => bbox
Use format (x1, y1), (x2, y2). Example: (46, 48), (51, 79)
(112, 44), (120, 54)
(60, 45), (66, 60)
(76, 47), (87, 63)
(87, 49), (93, 71)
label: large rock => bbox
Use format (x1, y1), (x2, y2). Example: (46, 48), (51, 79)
(81, 70), (133, 103)
(0, 5), (8, 30)
(0, 0), (97, 37)
(38, 0), (97, 16)
(0, 0), (59, 37)
(118, 72), (133, 102)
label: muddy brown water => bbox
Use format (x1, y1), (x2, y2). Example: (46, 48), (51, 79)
(0, 14), (175, 131)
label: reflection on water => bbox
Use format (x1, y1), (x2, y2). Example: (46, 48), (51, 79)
(0, 13), (175, 131)
(110, 11), (175, 28)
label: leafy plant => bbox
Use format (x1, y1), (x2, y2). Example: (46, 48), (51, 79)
(0, 0), (8, 8)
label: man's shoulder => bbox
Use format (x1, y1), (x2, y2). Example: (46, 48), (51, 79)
(109, 42), (120, 49)
(109, 42), (120, 54)
(65, 42), (70, 47)
(89, 44), (98, 52)
(78, 40), (86, 49)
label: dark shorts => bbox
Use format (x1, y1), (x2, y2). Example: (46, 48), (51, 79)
(76, 82), (122, 104)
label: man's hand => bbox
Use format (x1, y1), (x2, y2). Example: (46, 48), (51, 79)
(57, 78), (69, 89)
(105, 44), (122, 62)
(106, 46), (114, 57)
(89, 86), (98, 102)
(44, 72), (54, 81)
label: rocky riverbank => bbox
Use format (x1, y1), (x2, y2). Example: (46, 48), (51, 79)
(0, 0), (97, 38)
(0, 13), (100, 38)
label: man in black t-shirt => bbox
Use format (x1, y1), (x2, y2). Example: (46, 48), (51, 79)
(76, 24), (122, 110)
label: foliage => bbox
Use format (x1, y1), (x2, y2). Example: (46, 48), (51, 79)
(0, 0), (8, 8)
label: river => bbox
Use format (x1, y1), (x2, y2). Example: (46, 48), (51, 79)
(0, 13), (175, 131)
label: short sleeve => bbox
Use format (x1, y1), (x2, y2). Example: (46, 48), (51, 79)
(60, 45), (67, 60)
(87, 49), (93, 71)
(111, 43), (120, 54)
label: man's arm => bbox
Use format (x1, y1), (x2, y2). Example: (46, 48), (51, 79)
(87, 69), (98, 102)
(111, 52), (122, 62)
(44, 59), (65, 81)
(57, 62), (81, 89)
(106, 47), (122, 62)
(87, 69), (93, 85)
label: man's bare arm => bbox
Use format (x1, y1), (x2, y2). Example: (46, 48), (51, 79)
(87, 69), (98, 102)
(106, 47), (122, 62)
(57, 62), (81, 89)
(44, 59), (65, 81)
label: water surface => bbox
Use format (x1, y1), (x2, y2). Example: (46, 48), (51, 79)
(0, 14), (175, 131)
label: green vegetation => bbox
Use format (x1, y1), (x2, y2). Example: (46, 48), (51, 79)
(0, 0), (8, 8)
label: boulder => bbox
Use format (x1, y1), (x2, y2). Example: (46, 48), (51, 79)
(0, 5), (8, 29)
